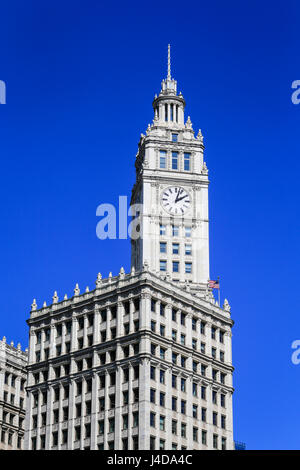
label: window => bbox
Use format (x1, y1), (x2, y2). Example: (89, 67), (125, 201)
(160, 150), (167, 169)
(185, 243), (192, 255)
(213, 412), (218, 426)
(212, 347), (216, 359)
(172, 420), (177, 435)
(151, 320), (156, 332)
(192, 382), (197, 396)
(212, 369), (218, 381)
(220, 330), (225, 343)
(181, 356), (186, 368)
(201, 408), (207, 422)
(222, 437), (227, 450)
(193, 404), (198, 419)
(159, 415), (165, 431)
(201, 342), (206, 354)
(200, 321), (206, 335)
(202, 430), (207, 445)
(193, 427), (198, 442)
(211, 326), (216, 339)
(180, 334), (185, 345)
(160, 392), (165, 407)
(109, 418), (115, 433)
(160, 325), (165, 337)
(150, 389), (155, 403)
(220, 351), (225, 362)
(160, 242), (167, 253)
(160, 260), (167, 271)
(213, 434), (218, 449)
(172, 352), (177, 365)
(123, 391), (128, 405)
(184, 153), (191, 171)
(150, 366), (156, 380)
(181, 423), (186, 438)
(172, 225), (179, 237)
(172, 151), (178, 169)
(99, 397), (105, 411)
(172, 374), (177, 388)
(185, 262), (192, 273)
(172, 243), (179, 254)
(172, 396), (177, 411)
(172, 329), (177, 341)
(159, 439), (165, 450)
(201, 364), (207, 376)
(181, 400), (186, 414)
(221, 415), (226, 429)
(160, 347), (166, 360)
(151, 344), (156, 356)
(160, 370), (165, 384)
(150, 412), (155, 427)
(220, 373), (226, 384)
(181, 378), (186, 392)
(221, 394), (226, 407)
(150, 436), (156, 450)
(212, 390), (217, 405)
(160, 225), (166, 236)
(160, 303), (165, 316)
(172, 133), (178, 142)
(133, 412), (139, 427)
(185, 226), (191, 238)
(181, 313), (186, 326)
(172, 308), (177, 322)
(173, 261), (179, 273)
(123, 415), (128, 430)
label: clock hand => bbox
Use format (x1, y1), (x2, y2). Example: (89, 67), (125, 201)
(175, 195), (188, 203)
(175, 188), (183, 203)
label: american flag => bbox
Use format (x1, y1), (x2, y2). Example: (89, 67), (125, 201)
(208, 280), (220, 289)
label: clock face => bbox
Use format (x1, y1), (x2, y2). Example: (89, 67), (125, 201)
(161, 186), (191, 215)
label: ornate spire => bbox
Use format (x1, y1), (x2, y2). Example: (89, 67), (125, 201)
(167, 44), (171, 80)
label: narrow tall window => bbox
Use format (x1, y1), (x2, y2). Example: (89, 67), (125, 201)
(184, 153), (191, 171)
(172, 152), (178, 169)
(160, 150), (166, 169)
(165, 104), (168, 121)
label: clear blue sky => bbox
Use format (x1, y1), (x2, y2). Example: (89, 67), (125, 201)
(0, 0), (299, 450)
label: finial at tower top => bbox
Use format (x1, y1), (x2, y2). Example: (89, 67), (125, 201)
(167, 44), (171, 80)
(160, 44), (177, 95)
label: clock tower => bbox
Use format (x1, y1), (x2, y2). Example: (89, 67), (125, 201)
(131, 45), (210, 292)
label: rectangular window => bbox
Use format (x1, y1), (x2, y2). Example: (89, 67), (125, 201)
(185, 262), (192, 274)
(160, 150), (167, 168)
(172, 420), (177, 434)
(172, 374), (177, 388)
(172, 225), (179, 237)
(160, 242), (167, 253)
(160, 325), (165, 336)
(150, 412), (155, 427)
(213, 412), (218, 426)
(160, 260), (167, 271)
(184, 153), (191, 171)
(172, 151), (178, 169)
(172, 133), (178, 142)
(150, 389), (155, 403)
(159, 415), (165, 431)
(172, 243), (179, 254)
(202, 430), (207, 445)
(160, 224), (166, 236)
(172, 261), (179, 273)
(192, 338), (197, 350)
(160, 370), (165, 384)
(160, 392), (165, 407)
(172, 396), (177, 411)
(181, 423), (186, 438)
(185, 226), (191, 237)
(160, 347), (166, 360)
(172, 329), (177, 341)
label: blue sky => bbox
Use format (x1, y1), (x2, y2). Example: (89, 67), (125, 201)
(0, 0), (299, 450)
